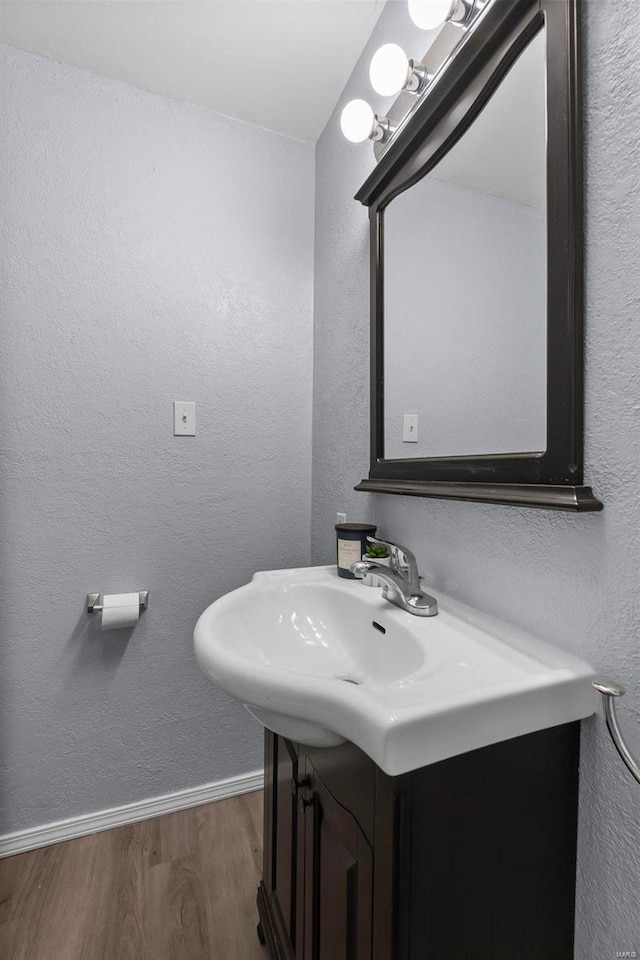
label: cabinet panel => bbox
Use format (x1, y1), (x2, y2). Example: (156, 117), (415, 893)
(405, 724), (580, 960)
(303, 742), (376, 844)
(317, 816), (356, 960)
(304, 766), (373, 960)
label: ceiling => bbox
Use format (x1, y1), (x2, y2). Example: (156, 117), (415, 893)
(0, 0), (386, 141)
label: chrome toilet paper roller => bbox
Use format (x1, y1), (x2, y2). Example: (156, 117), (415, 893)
(87, 591), (149, 630)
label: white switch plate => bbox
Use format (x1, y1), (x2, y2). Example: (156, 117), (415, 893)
(403, 413), (418, 443)
(336, 512), (347, 525)
(174, 401), (196, 436)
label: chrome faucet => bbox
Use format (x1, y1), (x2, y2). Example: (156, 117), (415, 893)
(350, 536), (438, 618)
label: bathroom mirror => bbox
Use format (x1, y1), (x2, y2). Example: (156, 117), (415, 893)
(384, 29), (547, 461)
(355, 0), (602, 511)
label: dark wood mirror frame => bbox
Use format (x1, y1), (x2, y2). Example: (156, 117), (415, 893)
(354, 0), (602, 512)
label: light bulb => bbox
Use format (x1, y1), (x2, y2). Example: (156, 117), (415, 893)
(369, 43), (411, 97)
(340, 99), (376, 143)
(408, 0), (456, 30)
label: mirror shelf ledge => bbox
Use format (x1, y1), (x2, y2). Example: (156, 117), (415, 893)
(354, 480), (603, 513)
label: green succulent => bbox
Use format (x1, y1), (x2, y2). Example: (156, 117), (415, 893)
(365, 543), (390, 559)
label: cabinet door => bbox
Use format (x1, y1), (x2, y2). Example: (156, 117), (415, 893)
(266, 734), (302, 957)
(303, 764), (373, 960)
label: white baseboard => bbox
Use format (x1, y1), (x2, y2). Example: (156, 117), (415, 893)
(0, 769), (263, 859)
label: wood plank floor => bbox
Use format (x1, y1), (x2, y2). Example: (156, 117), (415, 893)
(0, 790), (266, 960)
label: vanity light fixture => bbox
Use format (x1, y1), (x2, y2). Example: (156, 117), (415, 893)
(340, 0), (486, 149)
(369, 43), (431, 97)
(340, 99), (391, 143)
(408, 0), (476, 31)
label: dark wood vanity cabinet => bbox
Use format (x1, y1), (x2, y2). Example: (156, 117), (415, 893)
(258, 723), (581, 960)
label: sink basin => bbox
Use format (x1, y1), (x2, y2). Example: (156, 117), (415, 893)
(194, 565), (597, 775)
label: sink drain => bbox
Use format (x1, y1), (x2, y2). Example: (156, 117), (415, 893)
(336, 675), (362, 686)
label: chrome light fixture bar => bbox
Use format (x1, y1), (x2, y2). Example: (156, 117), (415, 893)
(340, 0), (490, 153)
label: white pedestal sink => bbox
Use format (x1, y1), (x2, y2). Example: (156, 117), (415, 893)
(194, 565), (596, 776)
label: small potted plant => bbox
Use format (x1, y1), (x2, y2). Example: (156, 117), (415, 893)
(361, 542), (391, 587)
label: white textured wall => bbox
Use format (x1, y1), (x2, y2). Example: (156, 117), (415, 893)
(312, 0), (640, 955)
(0, 43), (314, 834)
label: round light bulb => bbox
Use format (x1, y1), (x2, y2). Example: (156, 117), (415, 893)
(369, 43), (411, 97)
(340, 99), (376, 143)
(408, 0), (456, 30)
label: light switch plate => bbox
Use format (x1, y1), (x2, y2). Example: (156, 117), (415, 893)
(403, 413), (418, 443)
(174, 401), (196, 436)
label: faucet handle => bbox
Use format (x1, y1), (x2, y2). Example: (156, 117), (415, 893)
(366, 536), (421, 589)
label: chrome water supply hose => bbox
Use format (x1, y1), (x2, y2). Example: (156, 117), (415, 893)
(593, 679), (640, 785)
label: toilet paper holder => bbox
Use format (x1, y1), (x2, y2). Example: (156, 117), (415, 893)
(87, 591), (149, 615)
